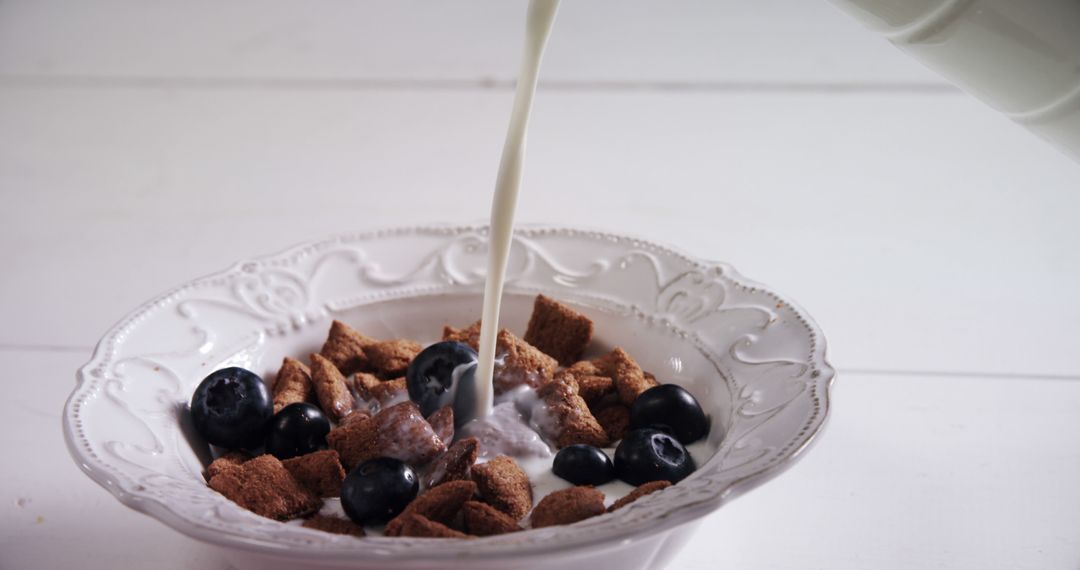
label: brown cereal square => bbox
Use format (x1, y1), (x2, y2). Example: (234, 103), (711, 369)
(572, 374), (614, 405)
(338, 408), (371, 428)
(326, 416), (377, 471)
(320, 320), (375, 375)
(495, 329), (558, 393)
(594, 403), (631, 442)
(366, 339), (422, 378)
(206, 451), (251, 480)
(423, 437), (478, 488)
(384, 480), (477, 536)
(594, 347), (657, 406)
(471, 455), (532, 520)
(351, 372), (381, 399)
(566, 359), (603, 376)
(327, 401), (445, 470)
(444, 321), (557, 394)
(282, 450), (346, 498)
(208, 455), (321, 521)
(302, 515), (365, 537)
(426, 406), (455, 448)
(524, 295), (594, 366)
(608, 481), (671, 512)
(530, 486), (605, 528)
(368, 377), (408, 407)
(310, 353), (356, 423)
(536, 374), (609, 449)
(397, 514), (469, 538)
(272, 357), (313, 414)
(442, 322), (480, 345)
(463, 500), (520, 536)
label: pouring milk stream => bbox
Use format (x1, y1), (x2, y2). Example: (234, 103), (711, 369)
(470, 0), (560, 422)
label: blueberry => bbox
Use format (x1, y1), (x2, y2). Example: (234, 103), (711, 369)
(629, 384), (710, 444)
(341, 457), (419, 525)
(552, 444), (615, 485)
(647, 424), (678, 438)
(264, 402), (330, 460)
(614, 428), (696, 485)
(190, 367), (272, 449)
(405, 341), (478, 419)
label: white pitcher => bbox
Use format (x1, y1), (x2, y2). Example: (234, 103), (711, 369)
(829, 0), (1080, 161)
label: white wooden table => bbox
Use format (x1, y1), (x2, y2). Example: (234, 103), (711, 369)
(2, 1), (1079, 568)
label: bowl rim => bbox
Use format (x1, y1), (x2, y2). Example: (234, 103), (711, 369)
(63, 223), (835, 562)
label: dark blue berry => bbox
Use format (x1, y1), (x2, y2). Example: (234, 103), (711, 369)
(647, 423), (677, 438)
(405, 341), (478, 419)
(552, 444), (615, 485)
(264, 402), (330, 460)
(629, 384), (710, 444)
(341, 457), (419, 525)
(614, 428), (696, 485)
(190, 367), (272, 449)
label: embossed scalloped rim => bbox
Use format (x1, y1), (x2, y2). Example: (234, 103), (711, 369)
(63, 224), (835, 563)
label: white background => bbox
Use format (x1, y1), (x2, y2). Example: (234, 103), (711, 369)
(2, 1), (1079, 568)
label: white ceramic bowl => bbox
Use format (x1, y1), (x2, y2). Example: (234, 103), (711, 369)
(63, 225), (834, 570)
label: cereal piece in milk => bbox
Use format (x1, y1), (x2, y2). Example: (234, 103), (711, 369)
(562, 359), (622, 408)
(271, 357), (314, 413)
(365, 339), (422, 379)
(423, 437), (478, 488)
(524, 294), (594, 366)
(309, 353), (356, 423)
(350, 372), (380, 399)
(206, 450), (251, 480)
(443, 321), (557, 394)
(593, 347), (658, 406)
(281, 450), (345, 498)
(208, 455), (321, 521)
(338, 408), (371, 428)
(572, 373), (615, 407)
(384, 480), (477, 537)
(530, 486), (605, 528)
(320, 320), (376, 375)
(442, 321), (481, 345)
(426, 406), (455, 448)
(397, 514), (470, 538)
(608, 480), (671, 512)
(326, 401), (445, 470)
(593, 403), (631, 442)
(471, 455), (532, 520)
(463, 500), (521, 536)
(533, 373), (609, 449)
(302, 514), (365, 537)
(368, 377), (409, 408)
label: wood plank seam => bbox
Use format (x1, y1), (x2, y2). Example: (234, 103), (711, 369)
(0, 74), (959, 94)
